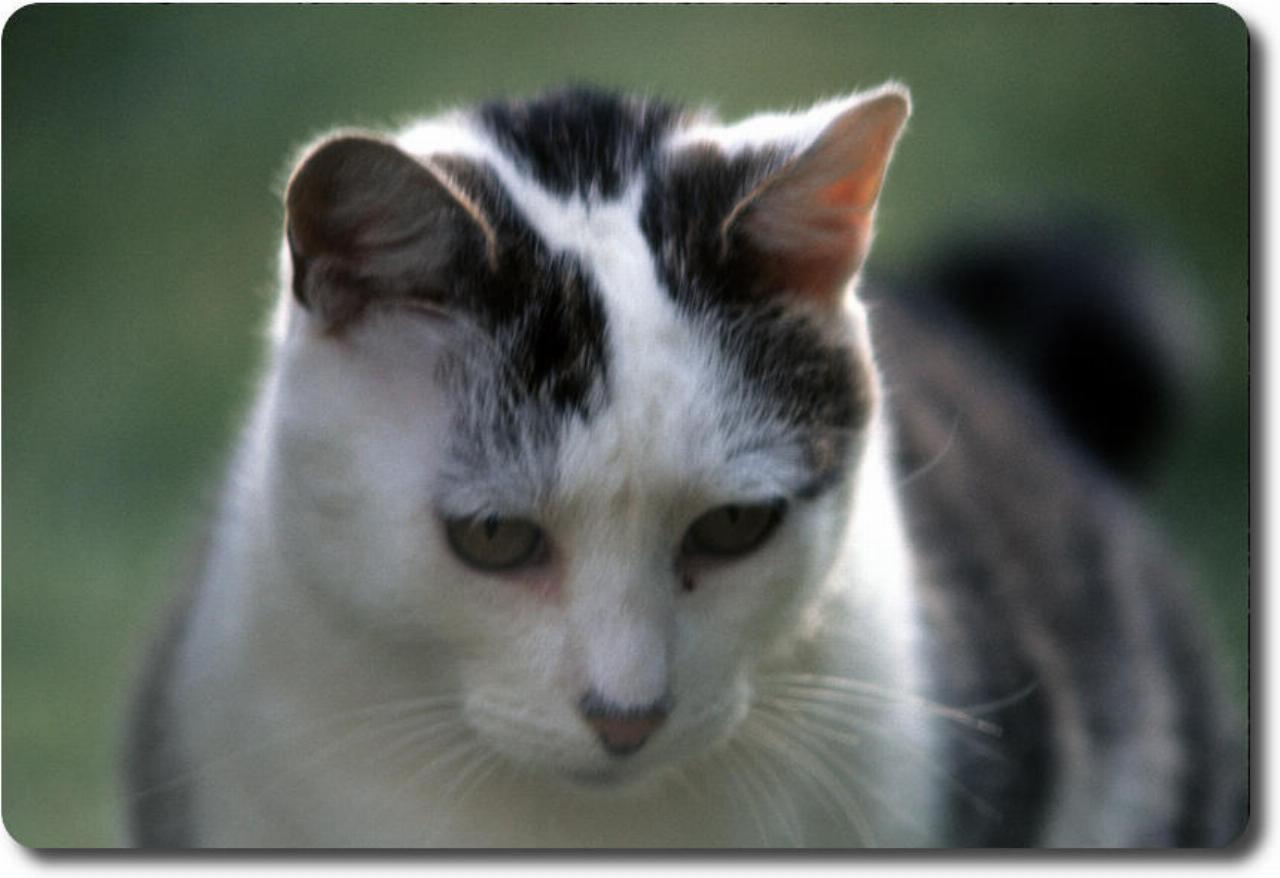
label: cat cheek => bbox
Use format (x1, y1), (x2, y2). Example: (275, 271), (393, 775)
(484, 559), (565, 602)
(674, 560), (697, 593)
(676, 558), (717, 593)
(520, 569), (562, 601)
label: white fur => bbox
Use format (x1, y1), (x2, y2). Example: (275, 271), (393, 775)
(168, 93), (941, 847)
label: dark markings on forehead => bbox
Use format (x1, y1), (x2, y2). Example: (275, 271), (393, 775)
(428, 155), (610, 420)
(640, 143), (875, 494)
(476, 88), (683, 199)
(423, 154), (614, 513)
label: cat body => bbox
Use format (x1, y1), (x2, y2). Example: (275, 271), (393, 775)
(126, 86), (1243, 848)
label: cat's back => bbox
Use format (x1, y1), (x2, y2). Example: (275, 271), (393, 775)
(870, 291), (1246, 847)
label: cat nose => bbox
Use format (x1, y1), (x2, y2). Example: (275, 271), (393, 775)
(579, 690), (671, 757)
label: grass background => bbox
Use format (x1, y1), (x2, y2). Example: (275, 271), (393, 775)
(2, 4), (1247, 847)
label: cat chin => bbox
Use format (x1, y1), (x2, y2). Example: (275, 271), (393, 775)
(557, 761), (663, 794)
(470, 740), (665, 796)
(517, 748), (702, 798)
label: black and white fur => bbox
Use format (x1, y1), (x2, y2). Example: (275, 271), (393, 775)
(126, 86), (1244, 848)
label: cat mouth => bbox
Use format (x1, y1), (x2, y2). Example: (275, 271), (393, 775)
(563, 765), (629, 787)
(554, 746), (672, 791)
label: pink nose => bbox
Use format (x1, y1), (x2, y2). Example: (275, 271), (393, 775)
(579, 692), (671, 756)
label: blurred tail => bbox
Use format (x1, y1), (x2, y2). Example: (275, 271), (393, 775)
(911, 212), (1207, 482)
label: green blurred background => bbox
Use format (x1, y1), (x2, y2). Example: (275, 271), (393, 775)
(2, 4), (1247, 847)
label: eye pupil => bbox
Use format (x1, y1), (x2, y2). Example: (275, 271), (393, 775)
(682, 500), (785, 561)
(445, 516), (546, 572)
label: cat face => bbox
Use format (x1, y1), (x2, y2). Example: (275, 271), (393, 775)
(269, 86), (908, 787)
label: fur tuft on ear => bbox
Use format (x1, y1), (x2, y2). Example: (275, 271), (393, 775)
(285, 135), (496, 332)
(723, 85), (910, 302)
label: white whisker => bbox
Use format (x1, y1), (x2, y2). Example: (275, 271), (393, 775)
(760, 674), (1004, 736)
(768, 694), (1004, 825)
(379, 730), (478, 817)
(733, 722), (807, 845)
(896, 408), (961, 486)
(129, 692), (466, 804)
(708, 741), (772, 845)
(754, 702), (922, 836)
(749, 709), (877, 846)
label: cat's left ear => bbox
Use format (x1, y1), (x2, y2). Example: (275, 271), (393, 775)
(284, 134), (497, 332)
(723, 85), (910, 302)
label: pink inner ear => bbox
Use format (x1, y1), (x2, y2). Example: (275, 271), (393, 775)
(738, 173), (876, 301)
(728, 91), (909, 303)
(760, 219), (871, 302)
(820, 176), (880, 213)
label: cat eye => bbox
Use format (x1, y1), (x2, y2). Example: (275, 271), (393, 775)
(681, 500), (786, 560)
(444, 516), (547, 572)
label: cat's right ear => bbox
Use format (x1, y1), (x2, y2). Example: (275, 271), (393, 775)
(285, 135), (497, 332)
(720, 87), (910, 304)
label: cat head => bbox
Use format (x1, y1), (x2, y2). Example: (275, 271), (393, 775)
(268, 85), (909, 787)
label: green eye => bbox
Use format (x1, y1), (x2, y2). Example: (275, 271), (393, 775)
(682, 501), (786, 559)
(445, 516), (546, 571)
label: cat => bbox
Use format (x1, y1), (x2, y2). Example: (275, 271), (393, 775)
(125, 84), (1245, 848)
